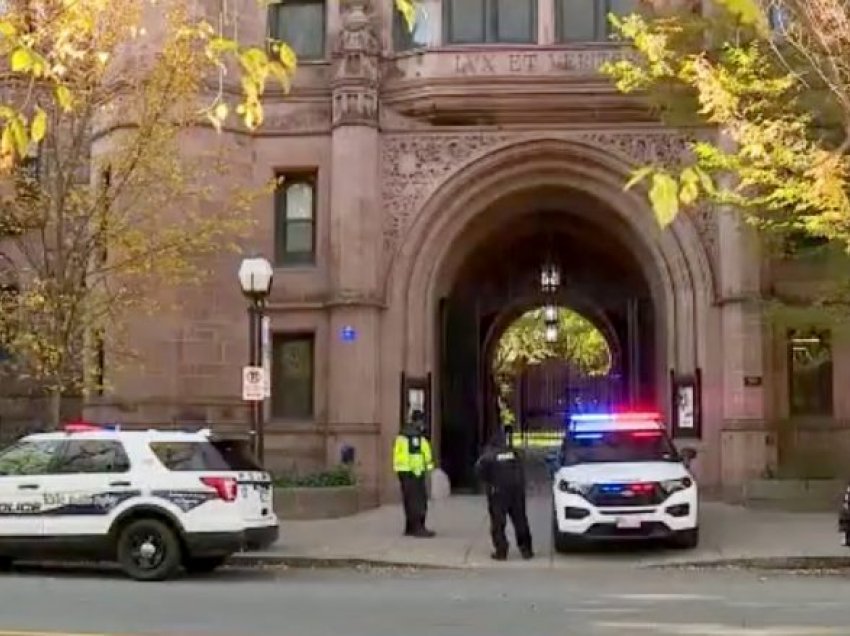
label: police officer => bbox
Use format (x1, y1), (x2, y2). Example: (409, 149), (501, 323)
(475, 429), (533, 560)
(393, 410), (436, 538)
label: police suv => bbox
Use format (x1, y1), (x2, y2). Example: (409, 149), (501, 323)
(0, 424), (278, 580)
(550, 412), (699, 551)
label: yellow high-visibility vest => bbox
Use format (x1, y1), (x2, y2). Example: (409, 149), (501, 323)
(393, 434), (434, 476)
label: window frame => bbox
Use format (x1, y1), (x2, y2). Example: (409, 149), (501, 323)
(267, 0), (327, 62)
(51, 439), (132, 475)
(555, 0), (636, 43)
(443, 0), (537, 45)
(274, 171), (318, 267)
(787, 328), (833, 417)
(271, 332), (316, 421)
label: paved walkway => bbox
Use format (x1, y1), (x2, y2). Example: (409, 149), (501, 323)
(240, 495), (848, 570)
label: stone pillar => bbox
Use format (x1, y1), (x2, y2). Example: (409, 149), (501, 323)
(326, 0), (383, 501)
(716, 205), (776, 493)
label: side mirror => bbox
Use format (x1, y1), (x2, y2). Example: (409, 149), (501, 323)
(680, 447), (697, 465)
(544, 451), (559, 475)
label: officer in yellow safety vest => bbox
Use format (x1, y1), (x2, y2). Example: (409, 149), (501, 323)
(393, 410), (436, 538)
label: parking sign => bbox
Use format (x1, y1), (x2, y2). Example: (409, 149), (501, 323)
(242, 366), (265, 401)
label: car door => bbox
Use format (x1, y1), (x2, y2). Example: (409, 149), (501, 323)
(0, 438), (64, 541)
(40, 438), (137, 540)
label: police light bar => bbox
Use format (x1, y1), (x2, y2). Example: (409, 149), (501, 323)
(568, 412), (663, 433)
(63, 422), (121, 433)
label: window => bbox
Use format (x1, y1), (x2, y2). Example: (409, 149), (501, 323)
(560, 430), (678, 465)
(444, 0), (536, 44)
(0, 440), (62, 476)
(53, 440), (130, 474)
(556, 0), (638, 42)
(150, 442), (230, 471)
(394, 2), (431, 51)
(274, 173), (317, 266)
(268, 0), (326, 61)
(788, 329), (833, 416)
(272, 334), (314, 420)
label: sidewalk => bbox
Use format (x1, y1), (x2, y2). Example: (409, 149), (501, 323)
(237, 495), (849, 570)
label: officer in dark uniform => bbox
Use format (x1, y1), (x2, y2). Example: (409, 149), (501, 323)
(475, 429), (533, 560)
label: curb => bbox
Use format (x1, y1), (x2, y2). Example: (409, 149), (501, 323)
(654, 556), (850, 572)
(229, 553), (452, 571)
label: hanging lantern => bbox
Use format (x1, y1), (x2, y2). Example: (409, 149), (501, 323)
(544, 305), (557, 322)
(540, 261), (561, 293)
(544, 324), (558, 343)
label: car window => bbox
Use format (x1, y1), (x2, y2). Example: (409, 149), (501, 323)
(561, 430), (679, 465)
(0, 439), (63, 476)
(211, 439), (263, 471)
(52, 440), (131, 474)
(149, 442), (230, 471)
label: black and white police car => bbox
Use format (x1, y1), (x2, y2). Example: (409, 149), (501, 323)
(0, 423), (278, 580)
(550, 411), (699, 552)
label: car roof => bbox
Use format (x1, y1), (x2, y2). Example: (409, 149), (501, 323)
(23, 429), (213, 443)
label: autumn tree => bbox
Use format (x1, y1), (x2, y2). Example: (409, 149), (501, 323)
(493, 308), (611, 425)
(0, 0), (290, 427)
(602, 0), (850, 251)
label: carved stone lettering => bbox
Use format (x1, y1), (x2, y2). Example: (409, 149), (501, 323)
(449, 49), (628, 77)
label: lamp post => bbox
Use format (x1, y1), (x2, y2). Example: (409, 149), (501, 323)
(238, 256), (273, 462)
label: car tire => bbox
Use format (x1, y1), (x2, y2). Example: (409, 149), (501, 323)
(552, 509), (582, 553)
(0, 556), (13, 572)
(671, 527), (699, 550)
(184, 556), (228, 574)
(117, 518), (182, 581)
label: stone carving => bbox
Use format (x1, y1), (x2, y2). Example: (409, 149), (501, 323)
(332, 0), (380, 127)
(381, 131), (719, 280)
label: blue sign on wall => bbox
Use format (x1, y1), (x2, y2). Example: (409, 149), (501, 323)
(341, 325), (357, 342)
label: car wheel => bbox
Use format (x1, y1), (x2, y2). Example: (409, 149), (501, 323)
(117, 518), (182, 581)
(552, 508), (582, 554)
(671, 527), (699, 550)
(184, 556), (228, 574)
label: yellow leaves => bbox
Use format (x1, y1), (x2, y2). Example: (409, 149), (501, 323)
(277, 41), (297, 72)
(30, 108), (47, 144)
(10, 48), (32, 72)
(648, 171), (680, 227)
(55, 85), (73, 112)
(395, 0), (417, 31)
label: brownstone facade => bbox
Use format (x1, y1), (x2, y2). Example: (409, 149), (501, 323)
(80, 0), (850, 503)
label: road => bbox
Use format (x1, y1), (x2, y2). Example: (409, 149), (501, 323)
(0, 564), (849, 636)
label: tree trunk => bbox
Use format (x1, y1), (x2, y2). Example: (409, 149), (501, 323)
(48, 386), (62, 430)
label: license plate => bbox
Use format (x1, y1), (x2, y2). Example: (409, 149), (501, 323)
(616, 517), (641, 529)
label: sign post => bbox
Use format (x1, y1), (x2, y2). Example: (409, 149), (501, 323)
(242, 366), (266, 402)
(261, 316), (271, 398)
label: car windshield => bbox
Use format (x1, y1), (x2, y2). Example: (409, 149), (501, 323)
(560, 430), (679, 465)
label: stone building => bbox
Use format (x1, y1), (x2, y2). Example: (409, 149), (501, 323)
(88, 0), (846, 503)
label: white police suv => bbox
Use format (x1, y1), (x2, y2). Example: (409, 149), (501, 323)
(551, 412), (699, 552)
(0, 424), (278, 580)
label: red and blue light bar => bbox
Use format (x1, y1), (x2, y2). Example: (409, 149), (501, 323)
(568, 411), (663, 434)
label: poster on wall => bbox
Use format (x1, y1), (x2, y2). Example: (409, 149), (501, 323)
(670, 370), (702, 439)
(400, 373), (432, 437)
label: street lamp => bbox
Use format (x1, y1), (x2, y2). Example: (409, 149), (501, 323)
(238, 256), (273, 463)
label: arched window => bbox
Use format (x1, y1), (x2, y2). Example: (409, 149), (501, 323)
(556, 0), (638, 42)
(274, 173), (317, 266)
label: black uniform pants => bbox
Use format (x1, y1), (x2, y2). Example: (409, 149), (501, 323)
(398, 472), (428, 533)
(487, 486), (532, 556)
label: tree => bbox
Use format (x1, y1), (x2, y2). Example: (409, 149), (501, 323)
(492, 308), (611, 425)
(0, 1), (275, 427)
(602, 0), (850, 250)
(0, 0), (417, 166)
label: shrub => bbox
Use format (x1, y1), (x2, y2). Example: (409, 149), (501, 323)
(274, 465), (356, 488)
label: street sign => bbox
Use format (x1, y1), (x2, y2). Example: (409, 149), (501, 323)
(341, 325), (357, 342)
(261, 316), (271, 398)
(242, 366), (265, 401)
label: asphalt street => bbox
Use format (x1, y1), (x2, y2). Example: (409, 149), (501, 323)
(1, 564), (850, 636)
